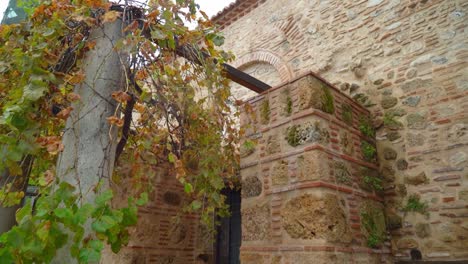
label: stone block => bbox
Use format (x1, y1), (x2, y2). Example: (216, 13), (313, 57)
(334, 161), (352, 185)
(271, 160), (289, 186)
(265, 134), (280, 155)
(459, 189), (468, 202)
(381, 96), (398, 109)
(242, 202), (271, 241)
(396, 238), (419, 249)
(242, 176), (262, 198)
(281, 194), (352, 243)
(404, 172), (427, 185)
(284, 121), (329, 147)
(240, 253), (266, 264)
(383, 147), (398, 160)
(415, 223), (431, 238)
(293, 75), (334, 113)
(386, 211), (402, 230)
(296, 151), (329, 182)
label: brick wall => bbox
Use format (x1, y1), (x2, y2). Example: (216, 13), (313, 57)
(223, 0), (468, 262)
(102, 167), (212, 264)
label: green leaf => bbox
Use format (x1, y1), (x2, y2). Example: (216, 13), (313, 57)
(89, 240), (104, 252)
(5, 228), (24, 248)
(92, 216), (116, 233)
(79, 248), (101, 263)
(23, 83), (48, 101)
(0, 249), (14, 264)
(110, 241), (122, 253)
(111, 210), (123, 224)
(55, 182), (76, 203)
(91, 221), (107, 233)
(74, 204), (94, 224)
(150, 29), (165, 39)
(168, 152), (176, 163)
(212, 35), (225, 46)
(95, 190), (113, 207)
(36, 221), (50, 241)
(121, 206), (137, 226)
(35, 198), (51, 217)
(8, 145), (23, 162)
(184, 183), (193, 193)
(21, 239), (44, 256)
(191, 200), (202, 210)
(54, 207), (73, 219)
(16, 203), (32, 224)
(167, 37), (176, 49)
(42, 28), (55, 37)
(101, 215), (117, 229)
(136, 192), (148, 206)
(8, 112), (29, 131)
(71, 243), (80, 258)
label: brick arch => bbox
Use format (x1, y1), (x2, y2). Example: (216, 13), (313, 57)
(233, 50), (293, 83)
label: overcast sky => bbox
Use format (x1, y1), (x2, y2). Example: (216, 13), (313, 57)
(0, 1), (7, 22)
(0, 0), (236, 22)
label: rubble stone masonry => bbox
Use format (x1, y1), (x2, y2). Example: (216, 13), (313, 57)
(221, 0), (468, 262)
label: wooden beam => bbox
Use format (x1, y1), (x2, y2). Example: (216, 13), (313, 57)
(175, 45), (271, 93)
(222, 63), (270, 93)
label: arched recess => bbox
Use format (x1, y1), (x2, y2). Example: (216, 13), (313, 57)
(233, 50), (293, 85)
(230, 50), (293, 101)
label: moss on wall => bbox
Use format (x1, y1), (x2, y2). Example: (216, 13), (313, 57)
(360, 201), (386, 248)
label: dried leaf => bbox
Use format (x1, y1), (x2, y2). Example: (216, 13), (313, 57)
(66, 72), (86, 85)
(175, 160), (186, 180)
(102, 11), (120, 23)
(44, 170), (55, 186)
(107, 116), (124, 127)
(67, 93), (81, 101)
(56, 106), (73, 119)
(37, 136), (64, 155)
(134, 103), (145, 113)
(111, 91), (132, 103)
(85, 41), (96, 50)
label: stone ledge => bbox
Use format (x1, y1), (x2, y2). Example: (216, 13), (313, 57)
(264, 181), (384, 202)
(395, 260), (468, 264)
(240, 245), (391, 254)
(255, 143), (378, 170)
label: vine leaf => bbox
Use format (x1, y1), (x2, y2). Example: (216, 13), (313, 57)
(23, 83), (48, 101)
(95, 190), (113, 207)
(79, 247), (101, 263)
(136, 192), (148, 206)
(54, 208), (73, 219)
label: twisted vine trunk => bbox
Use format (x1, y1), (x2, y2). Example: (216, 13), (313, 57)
(0, 171), (20, 234)
(0, 156), (34, 235)
(52, 19), (126, 263)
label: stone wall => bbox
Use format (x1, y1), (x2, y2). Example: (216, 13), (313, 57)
(239, 73), (391, 263)
(221, 0), (468, 261)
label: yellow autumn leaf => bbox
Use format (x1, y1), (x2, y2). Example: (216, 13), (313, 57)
(65, 71), (85, 85)
(107, 116), (124, 127)
(102, 11), (120, 23)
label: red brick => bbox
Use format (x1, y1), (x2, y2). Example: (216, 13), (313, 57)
(442, 197), (455, 203)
